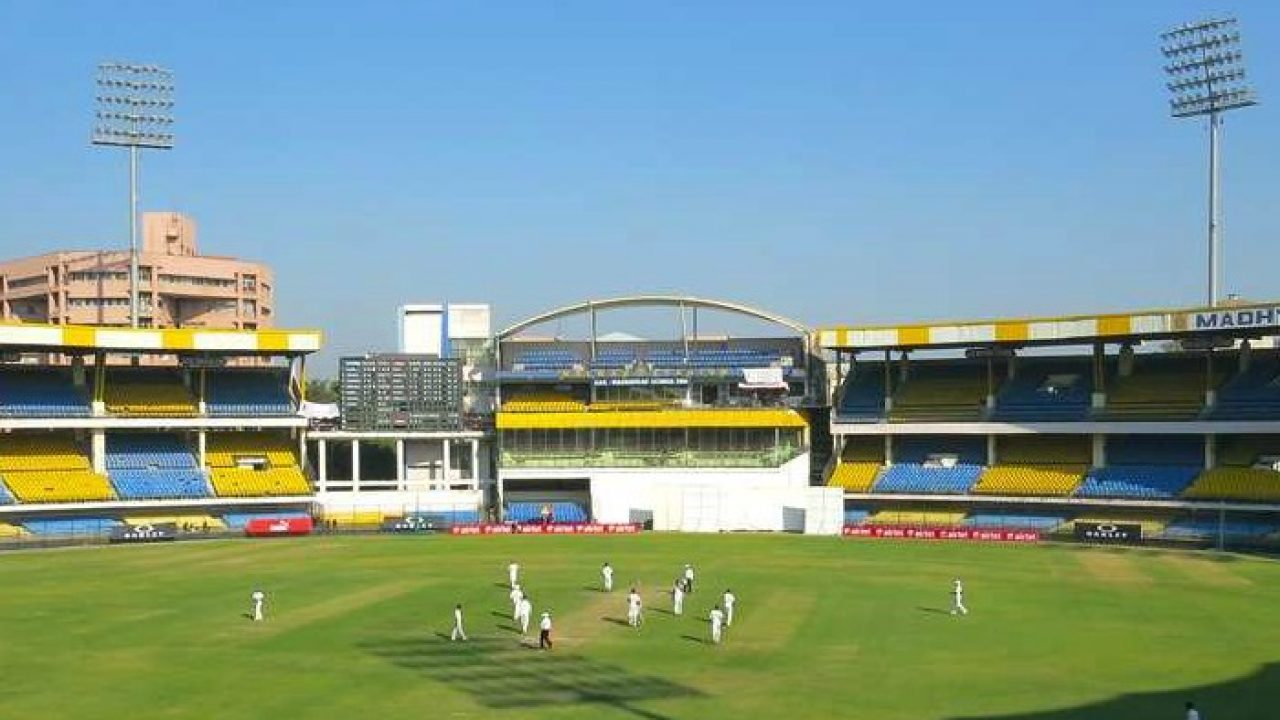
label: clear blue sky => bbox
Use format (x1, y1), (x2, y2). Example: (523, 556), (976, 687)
(1, 1), (1277, 371)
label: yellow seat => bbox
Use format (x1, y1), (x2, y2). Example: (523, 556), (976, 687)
(104, 375), (198, 417)
(829, 462), (883, 491)
(209, 467), (310, 497)
(2, 470), (115, 502)
(866, 509), (965, 526)
(502, 392), (586, 413)
(319, 509), (385, 526)
(974, 464), (1086, 496)
(0, 522), (28, 538)
(124, 515), (227, 530)
(1184, 468), (1280, 502)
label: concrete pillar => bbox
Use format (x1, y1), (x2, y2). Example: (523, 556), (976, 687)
(986, 435), (998, 466)
(197, 430), (207, 468)
(317, 438), (328, 489)
(442, 439), (452, 486)
(352, 440), (361, 492)
(1205, 435), (1216, 470)
(1091, 434), (1105, 469)
(298, 432), (308, 469)
(91, 429), (106, 474)
(883, 435), (894, 465)
(396, 439), (406, 488)
(471, 439), (480, 483)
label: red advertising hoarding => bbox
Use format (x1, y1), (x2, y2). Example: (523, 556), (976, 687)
(245, 517), (314, 537)
(842, 525), (1040, 542)
(450, 523), (641, 536)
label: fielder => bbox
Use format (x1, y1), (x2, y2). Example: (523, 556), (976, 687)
(601, 562), (614, 592)
(951, 578), (968, 616)
(451, 603), (468, 641)
(709, 605), (725, 644)
(250, 589), (265, 622)
(626, 587), (644, 627)
(518, 596), (533, 636)
(683, 564), (695, 593)
(510, 584), (524, 620)
(722, 589), (737, 627)
(672, 578), (685, 616)
(508, 560), (520, 589)
(539, 611), (553, 650)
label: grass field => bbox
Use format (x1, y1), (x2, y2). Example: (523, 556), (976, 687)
(0, 534), (1277, 720)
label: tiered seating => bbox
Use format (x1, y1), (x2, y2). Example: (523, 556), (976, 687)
(0, 435), (114, 502)
(827, 439), (884, 491)
(874, 463), (982, 494)
(890, 365), (987, 422)
(0, 369), (90, 417)
(963, 513), (1065, 531)
(1211, 356), (1280, 419)
(1077, 435), (1202, 498)
(591, 348), (636, 370)
(1097, 356), (1220, 420)
(505, 501), (589, 523)
(205, 372), (293, 416)
(647, 348), (785, 369)
(206, 433), (311, 497)
(874, 436), (985, 494)
(837, 365), (886, 421)
(502, 391), (586, 413)
(408, 509), (482, 526)
(319, 509), (385, 526)
(222, 511), (311, 529)
(513, 349), (582, 371)
(974, 436), (1088, 496)
(1164, 518), (1280, 540)
(843, 508), (871, 525)
(0, 522), (28, 538)
(104, 372), (198, 417)
(1184, 468), (1280, 502)
(992, 361), (1091, 421)
(124, 515), (226, 530)
(0, 481), (11, 505)
(106, 434), (209, 499)
(866, 508), (965, 526)
(23, 517), (119, 535)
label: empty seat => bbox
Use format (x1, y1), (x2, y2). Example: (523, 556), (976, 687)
(103, 372), (198, 417)
(22, 517), (119, 535)
(873, 463), (983, 494)
(505, 501), (589, 523)
(992, 362), (1091, 421)
(205, 372), (293, 416)
(0, 369), (91, 417)
(1077, 466), (1201, 499)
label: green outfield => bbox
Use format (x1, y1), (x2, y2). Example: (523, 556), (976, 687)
(0, 534), (1277, 720)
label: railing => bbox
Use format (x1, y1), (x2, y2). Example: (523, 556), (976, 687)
(501, 446), (805, 469)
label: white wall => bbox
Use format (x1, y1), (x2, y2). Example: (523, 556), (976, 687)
(399, 306), (444, 356)
(317, 489), (482, 514)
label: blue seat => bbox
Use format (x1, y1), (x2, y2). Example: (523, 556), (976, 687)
(963, 513), (1064, 530)
(872, 463), (983, 494)
(222, 511), (311, 529)
(408, 510), (481, 526)
(1077, 466), (1201, 499)
(1211, 358), (1280, 419)
(23, 517), (119, 535)
(992, 362), (1091, 421)
(505, 501), (589, 523)
(0, 370), (91, 418)
(1164, 519), (1280, 539)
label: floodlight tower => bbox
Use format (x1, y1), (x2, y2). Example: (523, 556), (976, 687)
(1161, 18), (1257, 307)
(92, 63), (175, 328)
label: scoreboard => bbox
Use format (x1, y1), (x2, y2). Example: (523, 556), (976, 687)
(339, 354), (462, 430)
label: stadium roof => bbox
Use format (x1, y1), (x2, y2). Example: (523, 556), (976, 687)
(818, 300), (1280, 351)
(496, 407), (808, 430)
(0, 322), (322, 355)
(497, 295), (809, 340)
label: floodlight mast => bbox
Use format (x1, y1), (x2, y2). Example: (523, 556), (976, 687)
(91, 63), (175, 328)
(1161, 18), (1257, 307)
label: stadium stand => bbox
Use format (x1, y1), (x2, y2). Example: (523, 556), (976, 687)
(319, 509), (385, 527)
(408, 509), (482, 526)
(513, 349), (583, 371)
(1097, 355), (1222, 420)
(124, 515), (227, 531)
(0, 434), (115, 502)
(591, 348), (636, 370)
(22, 517), (119, 535)
(866, 508), (966, 526)
(222, 510), (312, 529)
(836, 364), (886, 421)
(647, 348), (786, 369)
(505, 501), (589, 523)
(106, 434), (210, 500)
(206, 433), (311, 497)
(843, 508), (871, 525)
(1076, 436), (1203, 499)
(992, 360), (1091, 421)
(103, 371), (198, 417)
(1210, 355), (1280, 419)
(0, 480), (11, 505)
(873, 436), (985, 494)
(0, 521), (28, 538)
(889, 363), (987, 422)
(501, 391), (586, 413)
(1164, 518), (1280, 540)
(205, 371), (293, 416)
(827, 438), (884, 491)
(0, 369), (91, 417)
(1184, 436), (1280, 501)
(973, 436), (1088, 496)
(963, 513), (1065, 531)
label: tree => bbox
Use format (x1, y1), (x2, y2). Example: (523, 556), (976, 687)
(306, 378), (340, 403)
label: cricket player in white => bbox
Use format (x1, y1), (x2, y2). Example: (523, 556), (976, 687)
(508, 561), (520, 589)
(951, 578), (968, 616)
(683, 564), (695, 593)
(601, 562), (614, 592)
(250, 590), (265, 622)
(672, 579), (685, 616)
(451, 603), (468, 641)
(518, 596), (533, 636)
(722, 589), (737, 627)
(626, 588), (643, 627)
(510, 584), (524, 620)
(709, 605), (725, 644)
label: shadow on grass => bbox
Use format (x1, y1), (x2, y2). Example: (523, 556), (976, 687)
(946, 662), (1280, 720)
(602, 616), (631, 627)
(362, 635), (704, 719)
(915, 606), (951, 616)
